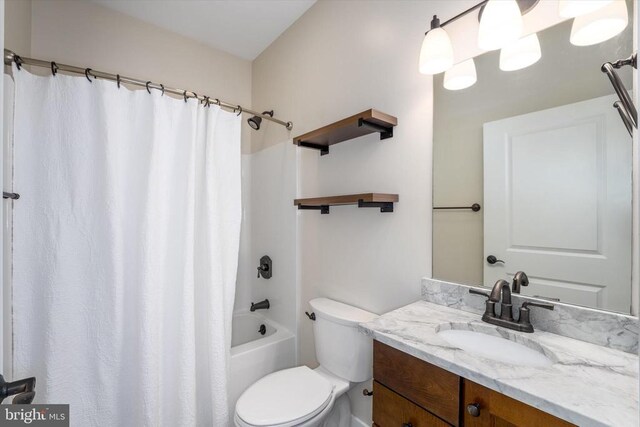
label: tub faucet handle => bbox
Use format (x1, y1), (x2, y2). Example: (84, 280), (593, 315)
(256, 255), (272, 279)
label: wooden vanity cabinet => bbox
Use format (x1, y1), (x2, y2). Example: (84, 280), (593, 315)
(372, 341), (575, 427)
(373, 381), (451, 427)
(462, 381), (574, 427)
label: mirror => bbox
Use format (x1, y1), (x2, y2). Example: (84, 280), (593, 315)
(432, 3), (635, 314)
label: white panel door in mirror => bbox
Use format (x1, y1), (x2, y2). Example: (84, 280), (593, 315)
(483, 94), (631, 313)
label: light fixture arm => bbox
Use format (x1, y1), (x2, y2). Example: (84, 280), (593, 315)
(424, 0), (539, 34)
(424, 2), (487, 35)
(439, 1), (488, 29)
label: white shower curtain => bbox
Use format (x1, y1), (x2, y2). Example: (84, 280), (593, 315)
(10, 65), (241, 426)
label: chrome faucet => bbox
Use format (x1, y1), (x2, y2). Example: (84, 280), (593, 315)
(469, 279), (554, 333)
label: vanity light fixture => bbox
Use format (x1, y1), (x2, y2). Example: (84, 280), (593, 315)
(499, 33), (541, 71)
(570, 0), (628, 46)
(419, 0), (538, 79)
(478, 0), (524, 51)
(444, 59), (477, 90)
(558, 0), (613, 18)
(419, 15), (454, 75)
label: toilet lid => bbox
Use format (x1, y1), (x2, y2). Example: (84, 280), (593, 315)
(235, 366), (334, 427)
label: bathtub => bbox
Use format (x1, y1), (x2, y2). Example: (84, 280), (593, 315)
(228, 312), (296, 422)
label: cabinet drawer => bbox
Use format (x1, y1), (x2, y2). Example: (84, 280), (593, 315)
(374, 341), (460, 426)
(463, 380), (575, 427)
(373, 381), (452, 427)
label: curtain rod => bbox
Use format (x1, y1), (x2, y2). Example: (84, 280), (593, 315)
(3, 49), (293, 130)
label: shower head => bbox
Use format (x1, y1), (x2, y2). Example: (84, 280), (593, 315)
(248, 110), (274, 131)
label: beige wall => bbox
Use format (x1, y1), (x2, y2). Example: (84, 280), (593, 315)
(252, 0), (463, 422)
(4, 0), (29, 56)
(433, 17), (634, 287)
(5, 0), (254, 153)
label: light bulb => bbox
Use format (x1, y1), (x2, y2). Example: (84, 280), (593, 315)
(419, 16), (454, 75)
(558, 0), (613, 18)
(570, 0), (628, 46)
(478, 0), (524, 51)
(500, 33), (542, 71)
(444, 59), (477, 90)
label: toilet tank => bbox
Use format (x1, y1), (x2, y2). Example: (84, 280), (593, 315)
(308, 298), (378, 383)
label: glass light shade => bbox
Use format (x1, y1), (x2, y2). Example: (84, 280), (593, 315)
(444, 59), (477, 90)
(558, 0), (613, 18)
(419, 27), (454, 75)
(499, 33), (542, 71)
(478, 0), (524, 51)
(570, 0), (628, 46)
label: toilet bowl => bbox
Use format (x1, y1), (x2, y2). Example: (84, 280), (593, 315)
(234, 298), (377, 427)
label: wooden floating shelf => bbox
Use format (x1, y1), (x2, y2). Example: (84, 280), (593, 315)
(294, 193), (399, 214)
(293, 109), (398, 156)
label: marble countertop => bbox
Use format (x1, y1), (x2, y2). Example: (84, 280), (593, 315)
(360, 300), (639, 427)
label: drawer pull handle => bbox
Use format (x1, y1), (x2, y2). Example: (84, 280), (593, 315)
(467, 403), (481, 417)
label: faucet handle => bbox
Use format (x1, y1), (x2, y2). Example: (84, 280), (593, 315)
(522, 301), (554, 311)
(518, 300), (554, 333)
(12, 392), (35, 404)
(468, 288), (490, 299)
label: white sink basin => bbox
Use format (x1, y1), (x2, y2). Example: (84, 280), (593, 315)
(437, 328), (554, 368)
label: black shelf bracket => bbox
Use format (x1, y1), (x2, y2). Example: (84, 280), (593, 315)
(358, 199), (394, 213)
(297, 205), (330, 214)
(297, 141), (329, 156)
(358, 118), (393, 140)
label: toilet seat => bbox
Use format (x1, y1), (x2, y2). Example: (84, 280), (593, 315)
(235, 366), (334, 427)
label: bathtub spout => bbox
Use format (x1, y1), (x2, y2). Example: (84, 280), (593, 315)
(250, 299), (270, 312)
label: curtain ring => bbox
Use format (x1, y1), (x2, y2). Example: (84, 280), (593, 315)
(160, 84), (165, 96)
(203, 96), (210, 107)
(184, 90), (188, 103)
(14, 54), (23, 70)
(116, 74), (121, 89)
(50, 61), (58, 76)
(85, 68), (93, 83)
(214, 98), (220, 105)
(236, 105), (243, 116)
(145, 81), (152, 94)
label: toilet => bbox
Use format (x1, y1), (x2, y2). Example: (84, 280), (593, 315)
(234, 298), (377, 427)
